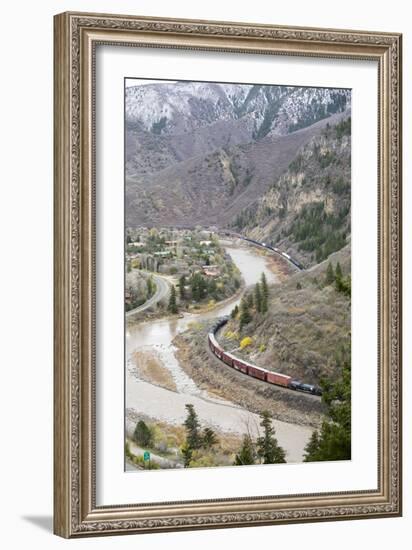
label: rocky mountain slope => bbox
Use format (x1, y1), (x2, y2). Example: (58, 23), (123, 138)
(232, 116), (351, 266)
(126, 82), (350, 179)
(126, 108), (350, 229)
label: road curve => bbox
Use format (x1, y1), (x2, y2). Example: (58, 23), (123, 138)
(126, 273), (170, 317)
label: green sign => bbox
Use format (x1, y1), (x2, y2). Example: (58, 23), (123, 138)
(143, 451), (150, 461)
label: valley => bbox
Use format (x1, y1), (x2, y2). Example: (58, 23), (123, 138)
(124, 79), (352, 470)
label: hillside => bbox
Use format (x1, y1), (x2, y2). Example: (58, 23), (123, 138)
(232, 116), (351, 267)
(173, 245), (350, 428)
(219, 245), (351, 385)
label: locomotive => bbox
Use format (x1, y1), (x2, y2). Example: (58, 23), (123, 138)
(208, 317), (322, 397)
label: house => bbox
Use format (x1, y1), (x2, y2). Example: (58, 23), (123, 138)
(202, 265), (220, 277)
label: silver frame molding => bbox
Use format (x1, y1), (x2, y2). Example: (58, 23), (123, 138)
(54, 11), (402, 538)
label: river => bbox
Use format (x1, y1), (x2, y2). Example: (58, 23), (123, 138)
(126, 243), (312, 463)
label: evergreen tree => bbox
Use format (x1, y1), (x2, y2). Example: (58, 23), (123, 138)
(254, 282), (262, 313)
(231, 304), (239, 319)
(146, 277), (152, 297)
(208, 278), (218, 299)
(133, 420), (153, 447)
(303, 431), (321, 461)
(304, 342), (351, 462)
(256, 411), (286, 464)
(335, 274), (351, 297)
(168, 285), (178, 313)
(234, 435), (256, 466)
(184, 404), (202, 450)
(334, 262), (351, 296)
(247, 292), (254, 309)
(335, 261), (343, 281)
(260, 273), (269, 313)
(181, 442), (193, 468)
(261, 272), (269, 299)
(261, 292), (268, 314)
(239, 297), (252, 329)
(325, 262), (335, 285)
(179, 275), (186, 300)
(202, 427), (218, 449)
(190, 272), (208, 302)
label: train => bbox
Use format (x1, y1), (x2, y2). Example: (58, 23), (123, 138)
(240, 236), (305, 271)
(208, 317), (322, 396)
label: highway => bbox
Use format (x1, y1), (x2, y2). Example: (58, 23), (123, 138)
(126, 273), (170, 318)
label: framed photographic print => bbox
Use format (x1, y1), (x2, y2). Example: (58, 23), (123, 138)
(53, 11), (402, 537)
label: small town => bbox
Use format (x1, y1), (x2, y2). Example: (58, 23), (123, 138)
(125, 227), (242, 315)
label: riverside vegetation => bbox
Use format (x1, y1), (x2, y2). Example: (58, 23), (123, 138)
(126, 405), (288, 470)
(126, 338), (351, 470)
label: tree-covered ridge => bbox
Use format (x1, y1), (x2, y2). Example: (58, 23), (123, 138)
(287, 201), (349, 263)
(288, 93), (349, 133)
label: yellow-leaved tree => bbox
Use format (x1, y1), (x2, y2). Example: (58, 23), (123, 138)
(240, 336), (253, 349)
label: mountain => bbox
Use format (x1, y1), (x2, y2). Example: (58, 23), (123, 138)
(232, 116), (351, 266)
(126, 81), (349, 138)
(126, 110), (350, 229)
(125, 81), (351, 263)
(125, 82), (350, 179)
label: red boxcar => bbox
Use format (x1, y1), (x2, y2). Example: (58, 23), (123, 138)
(209, 333), (223, 359)
(213, 343), (223, 359)
(222, 352), (233, 367)
(232, 358), (248, 374)
(247, 365), (267, 381)
(266, 371), (292, 387)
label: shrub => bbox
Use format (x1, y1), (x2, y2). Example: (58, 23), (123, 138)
(133, 420), (153, 447)
(240, 336), (253, 349)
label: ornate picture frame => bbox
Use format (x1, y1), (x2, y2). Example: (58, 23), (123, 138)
(53, 11), (402, 538)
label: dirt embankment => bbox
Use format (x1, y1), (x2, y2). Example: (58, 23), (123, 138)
(174, 325), (326, 429)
